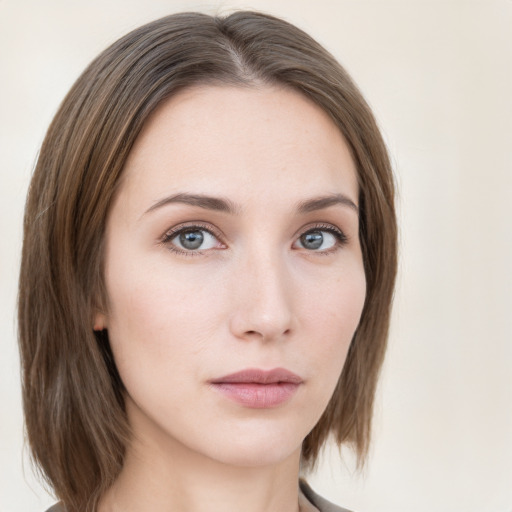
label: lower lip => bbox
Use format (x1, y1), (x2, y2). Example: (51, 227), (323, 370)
(211, 382), (300, 408)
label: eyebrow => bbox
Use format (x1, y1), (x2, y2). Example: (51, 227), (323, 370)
(144, 193), (240, 216)
(143, 192), (358, 217)
(296, 194), (359, 214)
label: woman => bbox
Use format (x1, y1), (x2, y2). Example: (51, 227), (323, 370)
(18, 11), (397, 512)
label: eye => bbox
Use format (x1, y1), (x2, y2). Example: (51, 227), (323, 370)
(293, 226), (347, 252)
(163, 225), (224, 254)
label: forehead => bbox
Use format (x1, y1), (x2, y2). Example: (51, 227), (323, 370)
(120, 84), (358, 210)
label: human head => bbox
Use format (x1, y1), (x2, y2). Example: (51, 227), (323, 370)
(18, 11), (397, 512)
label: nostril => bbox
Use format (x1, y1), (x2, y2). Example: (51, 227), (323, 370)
(242, 327), (291, 340)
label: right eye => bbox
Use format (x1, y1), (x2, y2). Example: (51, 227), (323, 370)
(164, 226), (223, 254)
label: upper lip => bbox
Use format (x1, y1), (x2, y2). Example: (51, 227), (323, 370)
(210, 368), (303, 384)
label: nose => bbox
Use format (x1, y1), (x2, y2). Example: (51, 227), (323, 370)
(228, 250), (295, 342)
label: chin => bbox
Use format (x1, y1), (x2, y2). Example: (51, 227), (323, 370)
(191, 417), (309, 468)
(203, 436), (302, 469)
(127, 396), (306, 468)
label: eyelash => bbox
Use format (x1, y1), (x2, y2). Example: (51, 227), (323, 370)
(160, 222), (348, 257)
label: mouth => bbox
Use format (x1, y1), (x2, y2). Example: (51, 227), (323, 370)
(209, 368), (303, 408)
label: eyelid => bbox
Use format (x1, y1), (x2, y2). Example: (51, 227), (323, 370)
(295, 222), (348, 239)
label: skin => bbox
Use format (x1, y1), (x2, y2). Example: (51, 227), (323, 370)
(96, 85), (366, 512)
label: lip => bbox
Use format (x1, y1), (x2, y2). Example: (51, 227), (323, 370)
(209, 368), (303, 409)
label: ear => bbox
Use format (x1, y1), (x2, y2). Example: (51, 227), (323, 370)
(93, 311), (107, 331)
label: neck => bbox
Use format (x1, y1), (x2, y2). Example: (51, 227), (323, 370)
(98, 405), (303, 512)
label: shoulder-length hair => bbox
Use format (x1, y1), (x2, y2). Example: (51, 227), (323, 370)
(18, 11), (397, 512)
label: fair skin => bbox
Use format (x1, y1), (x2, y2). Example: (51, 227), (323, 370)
(96, 85), (366, 512)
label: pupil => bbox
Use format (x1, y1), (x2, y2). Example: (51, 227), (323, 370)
(302, 232), (323, 249)
(180, 230), (204, 250)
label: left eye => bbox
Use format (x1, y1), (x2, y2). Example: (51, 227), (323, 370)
(170, 228), (220, 251)
(294, 230), (339, 251)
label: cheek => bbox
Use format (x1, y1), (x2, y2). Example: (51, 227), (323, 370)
(300, 265), (366, 374)
(102, 252), (225, 383)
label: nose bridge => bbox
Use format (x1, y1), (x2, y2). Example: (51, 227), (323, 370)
(230, 240), (294, 341)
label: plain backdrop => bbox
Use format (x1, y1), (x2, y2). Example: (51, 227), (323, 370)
(1, 1), (511, 511)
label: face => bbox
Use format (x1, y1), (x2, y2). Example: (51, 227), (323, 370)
(97, 85), (366, 468)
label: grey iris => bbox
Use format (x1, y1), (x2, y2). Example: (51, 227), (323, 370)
(301, 231), (323, 250)
(180, 230), (204, 250)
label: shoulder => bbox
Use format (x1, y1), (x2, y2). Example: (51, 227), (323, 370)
(300, 479), (355, 512)
(44, 504), (65, 512)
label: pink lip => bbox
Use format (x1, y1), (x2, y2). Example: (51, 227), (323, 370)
(210, 368), (303, 409)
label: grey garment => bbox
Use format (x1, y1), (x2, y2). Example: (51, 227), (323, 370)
(300, 480), (354, 512)
(45, 481), (353, 512)
(44, 505), (64, 512)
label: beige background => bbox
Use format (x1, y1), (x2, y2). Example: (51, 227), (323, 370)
(1, 1), (511, 511)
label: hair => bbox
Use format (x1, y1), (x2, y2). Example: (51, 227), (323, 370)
(18, 10), (397, 512)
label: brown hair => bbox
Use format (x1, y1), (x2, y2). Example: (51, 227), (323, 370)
(18, 11), (397, 512)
